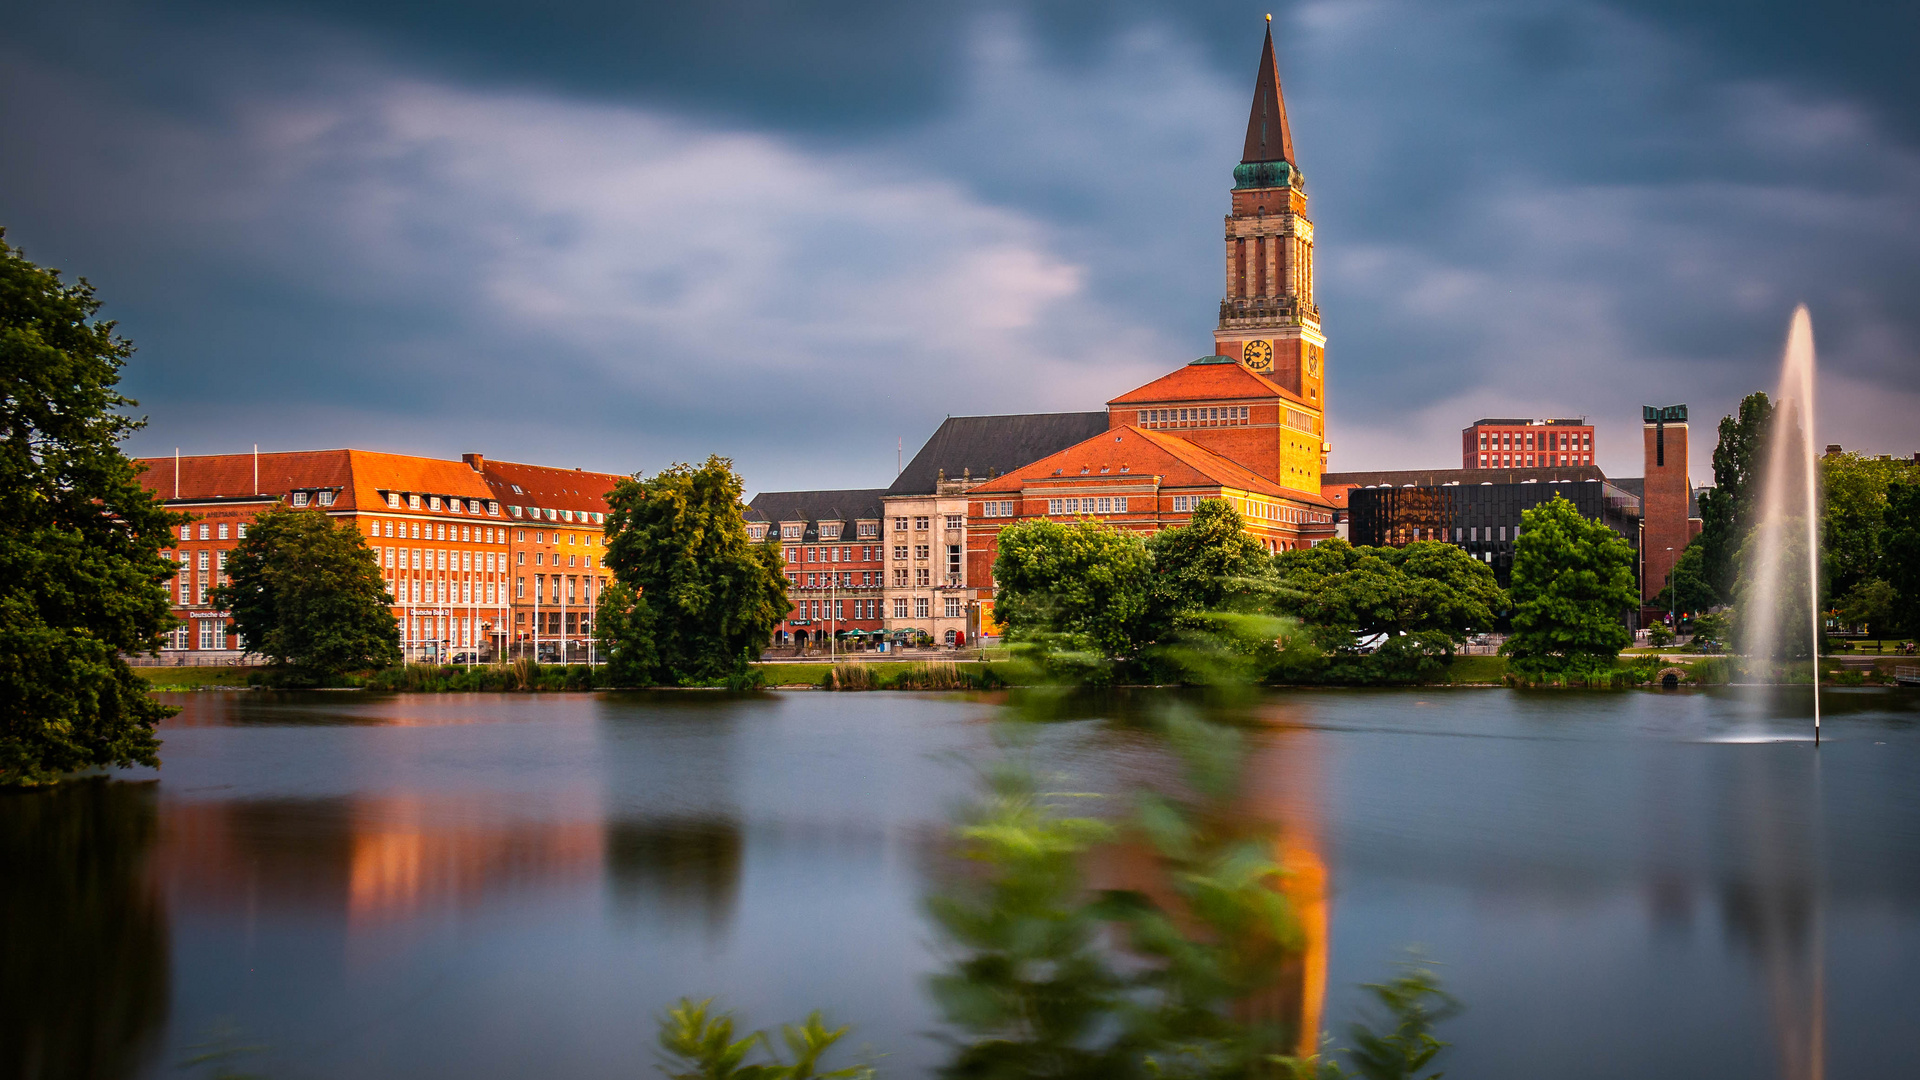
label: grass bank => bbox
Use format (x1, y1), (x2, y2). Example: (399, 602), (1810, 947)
(140, 666), (255, 688)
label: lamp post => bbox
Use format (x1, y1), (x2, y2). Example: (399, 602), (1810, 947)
(1665, 546), (1675, 636)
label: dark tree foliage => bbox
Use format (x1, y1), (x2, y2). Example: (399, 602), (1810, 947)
(1881, 483), (1920, 636)
(1145, 498), (1274, 626)
(1695, 392), (1772, 602)
(1821, 451), (1919, 603)
(1271, 538), (1506, 683)
(1652, 539), (1718, 617)
(0, 780), (169, 1078)
(1502, 495), (1638, 675)
(213, 506), (400, 682)
(0, 233), (180, 787)
(598, 456), (788, 686)
(990, 514), (1154, 661)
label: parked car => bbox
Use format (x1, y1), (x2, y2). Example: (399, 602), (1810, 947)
(449, 652), (480, 664)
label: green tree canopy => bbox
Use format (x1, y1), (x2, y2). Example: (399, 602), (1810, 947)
(1881, 483), (1920, 637)
(1145, 499), (1276, 627)
(1271, 538), (1505, 649)
(1821, 451), (1918, 602)
(1652, 539), (1717, 617)
(598, 456), (788, 686)
(1696, 392), (1771, 602)
(0, 233), (180, 787)
(1501, 495), (1637, 675)
(212, 507), (400, 682)
(990, 515), (1153, 661)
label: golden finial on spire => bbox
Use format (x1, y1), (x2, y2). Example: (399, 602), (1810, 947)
(1266, 12), (1272, 21)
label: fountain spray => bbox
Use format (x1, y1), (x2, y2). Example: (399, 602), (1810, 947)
(1741, 306), (1821, 742)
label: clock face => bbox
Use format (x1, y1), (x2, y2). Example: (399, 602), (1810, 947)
(1242, 339), (1274, 372)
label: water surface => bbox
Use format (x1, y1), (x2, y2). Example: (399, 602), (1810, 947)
(5, 686), (1918, 1080)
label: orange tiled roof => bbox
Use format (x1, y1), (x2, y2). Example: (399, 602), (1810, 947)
(968, 426), (1329, 507)
(137, 449), (504, 516)
(481, 460), (628, 516)
(1106, 361), (1311, 408)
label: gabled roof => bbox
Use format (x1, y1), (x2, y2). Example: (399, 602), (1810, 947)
(1106, 360), (1307, 407)
(887, 412), (1110, 496)
(135, 449), (494, 514)
(745, 489), (887, 525)
(480, 460), (627, 515)
(1242, 25), (1296, 166)
(968, 426), (1330, 507)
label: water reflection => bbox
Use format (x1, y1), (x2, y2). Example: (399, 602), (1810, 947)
(605, 817), (743, 931)
(0, 781), (168, 1080)
(157, 797), (604, 926)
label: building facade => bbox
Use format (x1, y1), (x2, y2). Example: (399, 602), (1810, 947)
(879, 413), (1110, 645)
(744, 490), (887, 648)
(479, 458), (625, 662)
(1347, 478), (1641, 587)
(139, 450), (515, 662)
(1638, 404), (1701, 607)
(1462, 418), (1595, 470)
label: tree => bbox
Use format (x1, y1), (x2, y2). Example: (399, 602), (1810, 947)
(0, 233), (180, 787)
(1822, 451), (1918, 601)
(1838, 578), (1897, 639)
(213, 507), (400, 682)
(1501, 495), (1637, 675)
(1882, 483), (1920, 637)
(991, 515), (1153, 662)
(1651, 539), (1717, 616)
(1695, 392), (1772, 602)
(1272, 539), (1505, 653)
(1145, 499), (1274, 624)
(599, 457), (788, 686)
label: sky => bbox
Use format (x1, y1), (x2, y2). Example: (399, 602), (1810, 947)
(3, 0), (1916, 495)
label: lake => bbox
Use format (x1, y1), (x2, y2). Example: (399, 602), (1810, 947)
(5, 686), (1918, 1080)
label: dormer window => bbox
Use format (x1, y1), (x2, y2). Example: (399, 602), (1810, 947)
(291, 491), (309, 507)
(747, 524), (768, 541)
(509, 506), (523, 518)
(386, 492), (400, 508)
(488, 501), (501, 516)
(857, 521), (878, 538)
(429, 496), (442, 511)
(781, 523), (803, 540)
(408, 494), (422, 510)
(820, 522), (842, 541)
(318, 490), (335, 506)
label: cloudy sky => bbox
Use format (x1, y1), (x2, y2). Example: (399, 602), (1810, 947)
(4, 0), (1915, 494)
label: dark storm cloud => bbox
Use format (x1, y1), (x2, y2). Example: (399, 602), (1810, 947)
(1, 0), (1915, 491)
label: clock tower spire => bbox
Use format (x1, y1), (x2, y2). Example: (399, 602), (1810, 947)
(1215, 21), (1325, 432)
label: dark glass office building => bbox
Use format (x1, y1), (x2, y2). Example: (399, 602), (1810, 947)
(1347, 478), (1640, 587)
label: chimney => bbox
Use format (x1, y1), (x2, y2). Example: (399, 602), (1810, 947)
(463, 453), (485, 472)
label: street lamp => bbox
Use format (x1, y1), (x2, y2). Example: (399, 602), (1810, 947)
(1665, 546), (1674, 636)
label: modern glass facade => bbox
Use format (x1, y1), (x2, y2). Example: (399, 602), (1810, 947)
(1348, 479), (1640, 586)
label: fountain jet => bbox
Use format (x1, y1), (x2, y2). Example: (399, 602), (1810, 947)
(1739, 306), (1821, 741)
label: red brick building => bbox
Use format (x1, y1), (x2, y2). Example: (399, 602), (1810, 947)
(744, 490), (887, 649)
(479, 458), (626, 662)
(1639, 405), (1702, 607)
(138, 450), (513, 661)
(961, 29), (1337, 630)
(1462, 418), (1595, 470)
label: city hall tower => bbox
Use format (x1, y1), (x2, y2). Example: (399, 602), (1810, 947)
(1214, 23), (1325, 451)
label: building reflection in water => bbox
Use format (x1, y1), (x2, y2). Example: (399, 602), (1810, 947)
(1089, 715), (1330, 1059)
(0, 781), (170, 1080)
(156, 795), (604, 929)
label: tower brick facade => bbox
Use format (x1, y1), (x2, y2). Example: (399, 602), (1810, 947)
(1641, 405), (1694, 604)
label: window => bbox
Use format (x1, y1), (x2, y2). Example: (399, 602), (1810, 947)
(914, 598), (929, 618)
(386, 492), (400, 508)
(915, 568), (930, 586)
(807, 547), (818, 562)
(893, 545), (908, 560)
(981, 500), (1015, 518)
(894, 517), (908, 532)
(516, 552), (525, 565)
(1173, 496), (1192, 512)
(291, 491), (309, 507)
(913, 516), (929, 531)
(945, 596), (962, 618)
(914, 545), (929, 560)
(808, 573), (818, 587)
(820, 522), (842, 540)
(893, 598), (908, 618)
(862, 571), (873, 586)
(216, 552), (227, 570)
(784, 547), (797, 564)
(944, 515), (963, 530)
(198, 551), (210, 571)
(748, 524), (767, 541)
(198, 523), (210, 540)
(946, 545), (961, 577)
(857, 521), (878, 538)
(318, 491), (335, 507)
(893, 568), (908, 586)
(488, 501), (501, 516)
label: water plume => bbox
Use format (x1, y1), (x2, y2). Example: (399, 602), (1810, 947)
(1737, 305), (1821, 737)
